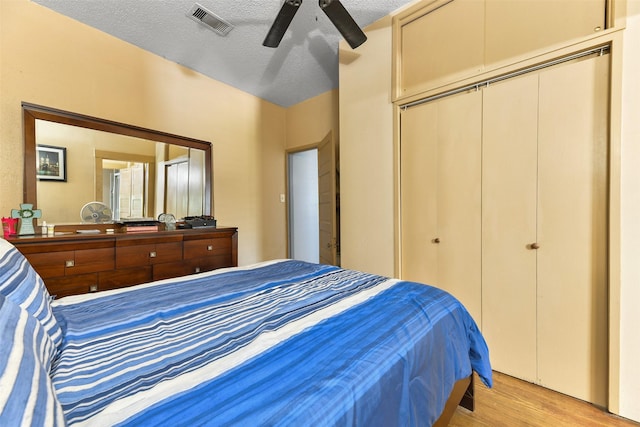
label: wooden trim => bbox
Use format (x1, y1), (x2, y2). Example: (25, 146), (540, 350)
(607, 31), (625, 415)
(22, 103), (211, 148)
(392, 102), (402, 279)
(23, 108), (37, 204)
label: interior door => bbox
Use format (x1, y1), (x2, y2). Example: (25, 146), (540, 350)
(318, 132), (338, 265)
(400, 90), (482, 322)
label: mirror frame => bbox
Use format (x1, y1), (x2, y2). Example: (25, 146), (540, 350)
(22, 102), (213, 217)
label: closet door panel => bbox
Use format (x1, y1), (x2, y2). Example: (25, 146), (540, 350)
(485, 0), (605, 66)
(399, 0), (485, 96)
(482, 73), (539, 382)
(401, 102), (439, 284)
(536, 55), (609, 406)
(400, 90), (482, 324)
(436, 90), (483, 322)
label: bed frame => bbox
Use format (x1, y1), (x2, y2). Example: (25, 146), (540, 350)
(434, 375), (474, 426)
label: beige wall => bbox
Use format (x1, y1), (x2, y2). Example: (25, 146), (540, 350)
(0, 0), (288, 265)
(338, 16), (396, 277)
(285, 89), (339, 150)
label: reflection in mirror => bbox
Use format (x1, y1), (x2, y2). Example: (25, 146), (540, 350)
(23, 103), (212, 225)
(101, 160), (149, 220)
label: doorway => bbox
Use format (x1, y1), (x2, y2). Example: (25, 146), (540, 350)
(287, 148), (319, 263)
(287, 132), (339, 266)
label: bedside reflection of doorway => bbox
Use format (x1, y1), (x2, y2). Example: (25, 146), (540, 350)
(165, 160), (189, 220)
(102, 161), (147, 220)
(162, 147), (205, 220)
(96, 150), (155, 220)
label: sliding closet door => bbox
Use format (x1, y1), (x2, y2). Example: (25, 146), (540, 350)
(482, 54), (609, 403)
(401, 90), (482, 322)
(434, 91), (482, 321)
(482, 73), (539, 383)
(536, 55), (609, 406)
(401, 101), (439, 285)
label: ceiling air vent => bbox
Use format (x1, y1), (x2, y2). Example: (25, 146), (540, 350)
(187, 3), (234, 36)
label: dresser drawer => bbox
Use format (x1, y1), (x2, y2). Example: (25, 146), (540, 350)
(183, 238), (231, 259)
(185, 254), (234, 274)
(100, 267), (152, 291)
(153, 261), (190, 281)
(24, 247), (114, 277)
(23, 251), (74, 278)
(46, 273), (99, 299)
(116, 242), (182, 268)
(71, 248), (115, 275)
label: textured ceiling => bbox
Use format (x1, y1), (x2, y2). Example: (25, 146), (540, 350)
(32, 0), (416, 107)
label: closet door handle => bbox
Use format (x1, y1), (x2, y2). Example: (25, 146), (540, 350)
(433, 238), (440, 244)
(530, 242), (540, 250)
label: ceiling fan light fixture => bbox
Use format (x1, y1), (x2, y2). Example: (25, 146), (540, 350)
(263, 0), (303, 48)
(319, 0), (367, 49)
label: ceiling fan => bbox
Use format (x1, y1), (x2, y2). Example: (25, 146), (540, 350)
(263, 0), (368, 49)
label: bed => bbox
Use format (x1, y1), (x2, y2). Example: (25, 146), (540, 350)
(0, 238), (492, 426)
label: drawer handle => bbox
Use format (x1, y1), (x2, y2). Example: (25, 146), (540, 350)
(65, 260), (75, 268)
(149, 251), (157, 258)
(89, 284), (98, 292)
(194, 267), (201, 273)
(207, 245), (213, 251)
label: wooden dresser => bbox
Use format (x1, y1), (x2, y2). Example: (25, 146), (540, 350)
(9, 227), (238, 298)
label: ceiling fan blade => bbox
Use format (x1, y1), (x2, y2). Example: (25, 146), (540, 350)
(319, 0), (367, 49)
(263, 0), (303, 48)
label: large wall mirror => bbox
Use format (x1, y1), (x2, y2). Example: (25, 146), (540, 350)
(23, 103), (212, 224)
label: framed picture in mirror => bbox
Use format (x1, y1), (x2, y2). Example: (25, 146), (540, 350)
(36, 144), (67, 181)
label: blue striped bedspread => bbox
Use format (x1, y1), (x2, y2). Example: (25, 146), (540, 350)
(50, 260), (492, 426)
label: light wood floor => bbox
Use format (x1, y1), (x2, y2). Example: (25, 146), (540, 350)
(450, 371), (639, 427)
